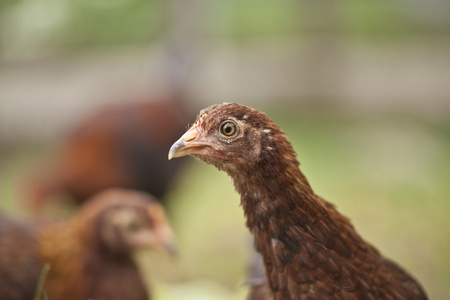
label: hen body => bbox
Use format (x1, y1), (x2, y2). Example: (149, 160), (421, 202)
(169, 103), (427, 300)
(0, 188), (175, 300)
(30, 96), (189, 209)
(0, 215), (41, 300)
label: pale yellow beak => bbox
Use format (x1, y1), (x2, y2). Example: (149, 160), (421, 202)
(168, 124), (214, 160)
(157, 231), (178, 256)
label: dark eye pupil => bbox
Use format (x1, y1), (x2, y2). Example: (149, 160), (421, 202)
(221, 122), (236, 136)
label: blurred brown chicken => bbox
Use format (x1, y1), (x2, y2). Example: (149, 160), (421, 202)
(169, 103), (427, 300)
(29, 94), (191, 210)
(0, 188), (176, 300)
(0, 215), (42, 300)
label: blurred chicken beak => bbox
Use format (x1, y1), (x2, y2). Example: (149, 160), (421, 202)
(130, 228), (177, 256)
(165, 239), (178, 256)
(168, 124), (212, 160)
(158, 236), (177, 257)
(156, 224), (178, 257)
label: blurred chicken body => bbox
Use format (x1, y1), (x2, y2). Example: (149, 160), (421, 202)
(169, 103), (427, 300)
(30, 97), (189, 209)
(0, 188), (176, 300)
(0, 215), (41, 300)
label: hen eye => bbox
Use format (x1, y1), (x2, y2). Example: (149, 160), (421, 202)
(219, 121), (237, 137)
(126, 220), (140, 231)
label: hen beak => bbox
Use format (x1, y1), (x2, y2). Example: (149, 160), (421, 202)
(160, 236), (178, 256)
(155, 226), (178, 256)
(130, 228), (178, 256)
(165, 239), (178, 256)
(168, 124), (212, 160)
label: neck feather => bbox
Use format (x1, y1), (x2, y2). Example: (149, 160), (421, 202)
(233, 152), (330, 237)
(228, 141), (369, 295)
(230, 138), (326, 234)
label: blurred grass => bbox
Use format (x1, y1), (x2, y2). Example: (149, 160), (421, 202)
(0, 107), (449, 299)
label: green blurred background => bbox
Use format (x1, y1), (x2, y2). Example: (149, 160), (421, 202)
(1, 0), (450, 299)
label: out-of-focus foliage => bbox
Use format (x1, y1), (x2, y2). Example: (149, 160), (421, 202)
(63, 0), (165, 46)
(0, 0), (165, 56)
(2, 0), (450, 57)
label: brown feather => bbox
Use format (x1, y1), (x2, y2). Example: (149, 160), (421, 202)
(0, 215), (41, 300)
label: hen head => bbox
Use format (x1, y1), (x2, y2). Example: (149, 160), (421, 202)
(77, 188), (177, 255)
(168, 103), (292, 175)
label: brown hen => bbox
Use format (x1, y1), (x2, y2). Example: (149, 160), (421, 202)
(0, 188), (176, 300)
(169, 103), (427, 300)
(29, 96), (190, 210)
